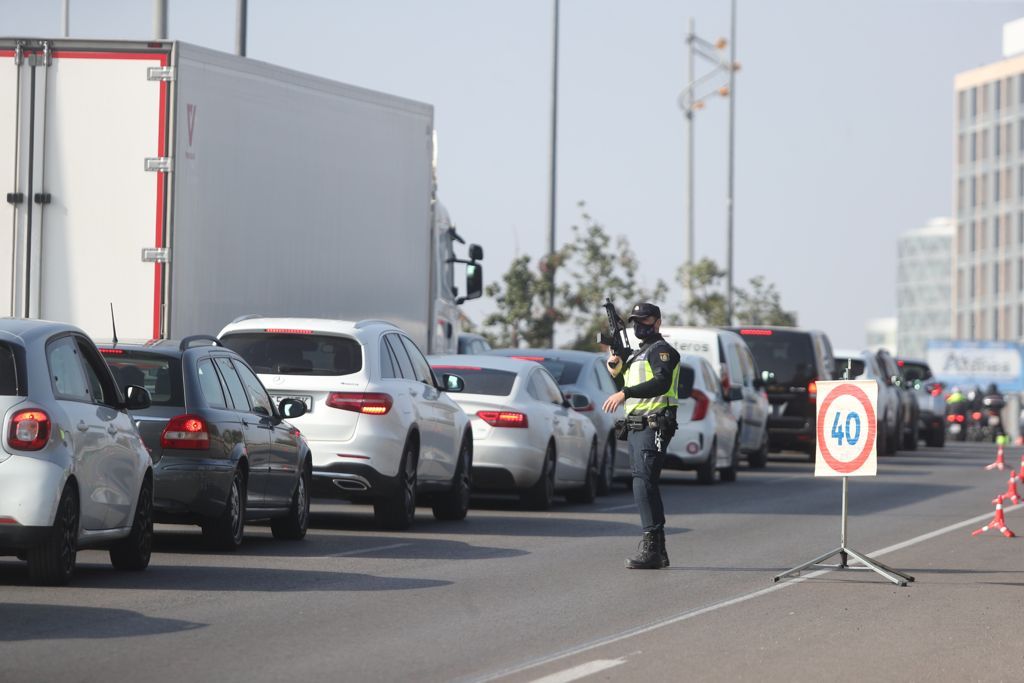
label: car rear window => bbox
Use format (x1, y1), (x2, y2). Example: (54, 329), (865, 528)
(899, 361), (932, 382)
(221, 333), (362, 376)
(0, 343), (18, 396)
(431, 366), (517, 396)
(510, 356), (582, 385)
(737, 330), (817, 387)
(102, 350), (184, 406)
(833, 358), (865, 379)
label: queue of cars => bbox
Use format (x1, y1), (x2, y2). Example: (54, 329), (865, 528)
(0, 314), (945, 585)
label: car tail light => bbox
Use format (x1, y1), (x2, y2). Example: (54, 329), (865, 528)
(972, 411), (982, 421)
(689, 389), (710, 421)
(807, 381), (817, 402)
(7, 410), (50, 451)
(476, 411), (529, 428)
(161, 414), (210, 450)
(327, 392), (393, 415)
(264, 328), (313, 334)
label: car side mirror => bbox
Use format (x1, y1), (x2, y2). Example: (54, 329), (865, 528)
(441, 373), (465, 393)
(278, 398), (307, 419)
(567, 393), (591, 411)
(469, 243), (484, 261)
(461, 262), (483, 303)
(677, 364), (695, 399)
(727, 386), (743, 402)
(123, 385), (151, 411)
(761, 369), (775, 385)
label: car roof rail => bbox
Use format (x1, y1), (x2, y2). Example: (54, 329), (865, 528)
(229, 313), (264, 324)
(354, 319), (395, 329)
(179, 335), (222, 352)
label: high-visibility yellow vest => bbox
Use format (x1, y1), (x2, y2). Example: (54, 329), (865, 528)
(623, 342), (679, 416)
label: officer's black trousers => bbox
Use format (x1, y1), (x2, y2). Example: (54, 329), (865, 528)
(627, 426), (671, 533)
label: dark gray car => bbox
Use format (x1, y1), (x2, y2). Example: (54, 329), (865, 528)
(100, 336), (312, 549)
(487, 348), (626, 495)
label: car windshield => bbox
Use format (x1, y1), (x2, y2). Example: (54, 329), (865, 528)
(101, 350), (184, 406)
(0, 343), (17, 395)
(509, 356), (582, 385)
(738, 330), (817, 387)
(833, 357), (865, 379)
(432, 366), (517, 396)
(899, 361), (932, 382)
(221, 333), (363, 376)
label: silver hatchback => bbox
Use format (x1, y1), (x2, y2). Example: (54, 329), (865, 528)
(0, 319), (153, 584)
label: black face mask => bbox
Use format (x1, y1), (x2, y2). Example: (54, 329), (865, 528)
(634, 322), (656, 340)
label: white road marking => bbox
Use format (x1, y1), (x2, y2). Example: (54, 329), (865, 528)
(597, 503), (636, 512)
(328, 543), (410, 558)
(467, 503), (1023, 682)
(528, 658), (626, 683)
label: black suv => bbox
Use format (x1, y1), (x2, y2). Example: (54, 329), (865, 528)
(727, 326), (835, 460)
(99, 336), (312, 549)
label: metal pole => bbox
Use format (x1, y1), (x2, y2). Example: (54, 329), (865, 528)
(547, 0), (560, 346)
(840, 476), (849, 567)
(61, 0), (70, 37)
(685, 18), (695, 323)
(153, 0), (168, 39)
(725, 0), (736, 325)
(235, 0), (248, 57)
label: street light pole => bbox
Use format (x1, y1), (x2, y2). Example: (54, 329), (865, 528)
(726, 0), (736, 325)
(61, 0), (70, 37)
(547, 0), (560, 347)
(235, 0), (248, 57)
(154, 0), (168, 39)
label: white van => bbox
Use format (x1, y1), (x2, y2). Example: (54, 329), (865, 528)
(629, 326), (769, 467)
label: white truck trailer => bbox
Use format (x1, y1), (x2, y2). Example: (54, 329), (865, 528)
(0, 39), (482, 353)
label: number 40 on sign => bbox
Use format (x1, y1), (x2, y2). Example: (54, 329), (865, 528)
(815, 380), (878, 477)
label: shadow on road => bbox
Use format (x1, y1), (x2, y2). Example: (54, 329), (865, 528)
(0, 603), (205, 641)
(0, 562), (451, 592)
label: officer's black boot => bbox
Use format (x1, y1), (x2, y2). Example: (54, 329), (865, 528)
(655, 529), (670, 568)
(625, 532), (662, 569)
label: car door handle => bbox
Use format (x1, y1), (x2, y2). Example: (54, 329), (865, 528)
(77, 421), (89, 433)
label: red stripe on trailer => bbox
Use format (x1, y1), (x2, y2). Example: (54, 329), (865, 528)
(50, 51), (167, 61)
(153, 52), (168, 338)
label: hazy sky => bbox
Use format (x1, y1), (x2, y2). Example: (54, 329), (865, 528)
(3, 0), (1022, 348)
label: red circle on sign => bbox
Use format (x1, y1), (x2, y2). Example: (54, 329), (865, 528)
(815, 384), (877, 474)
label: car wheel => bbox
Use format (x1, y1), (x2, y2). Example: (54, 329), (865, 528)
(720, 438), (739, 483)
(28, 484), (79, 586)
(597, 435), (615, 496)
(521, 442), (556, 510)
(903, 419), (919, 451)
(375, 439), (418, 530)
(747, 430), (768, 469)
(204, 468), (246, 550)
(930, 425), (946, 448)
(432, 435), (472, 521)
(567, 440), (598, 504)
(272, 462), (311, 540)
(696, 440), (716, 485)
(110, 476), (153, 570)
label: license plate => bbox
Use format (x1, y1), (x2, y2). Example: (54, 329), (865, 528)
(949, 423), (961, 434)
(273, 394), (312, 411)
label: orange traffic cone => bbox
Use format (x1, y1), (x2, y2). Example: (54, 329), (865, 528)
(985, 442), (1007, 471)
(972, 495), (1015, 538)
(996, 472), (1022, 506)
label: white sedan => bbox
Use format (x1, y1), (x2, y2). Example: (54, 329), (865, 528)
(665, 354), (740, 484)
(429, 355), (599, 509)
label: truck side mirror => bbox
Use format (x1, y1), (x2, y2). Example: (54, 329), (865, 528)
(469, 243), (484, 261)
(461, 262), (483, 302)
(677, 364), (695, 399)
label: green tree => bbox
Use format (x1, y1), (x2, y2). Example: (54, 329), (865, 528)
(675, 257), (797, 327)
(481, 250), (570, 349)
(735, 276), (797, 326)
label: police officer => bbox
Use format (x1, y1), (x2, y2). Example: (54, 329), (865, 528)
(602, 302), (680, 569)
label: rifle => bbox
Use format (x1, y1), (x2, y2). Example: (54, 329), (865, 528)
(597, 297), (632, 366)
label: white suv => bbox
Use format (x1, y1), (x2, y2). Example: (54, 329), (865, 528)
(218, 318), (472, 530)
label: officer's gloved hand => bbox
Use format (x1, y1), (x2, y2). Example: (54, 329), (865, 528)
(607, 352), (623, 377)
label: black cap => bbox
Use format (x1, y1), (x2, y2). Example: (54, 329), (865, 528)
(627, 302), (661, 321)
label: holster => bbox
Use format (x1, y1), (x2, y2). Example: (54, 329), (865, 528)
(614, 419), (630, 441)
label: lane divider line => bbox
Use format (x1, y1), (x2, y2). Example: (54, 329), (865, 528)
(465, 502), (1023, 683)
(527, 658), (626, 683)
(328, 543), (411, 558)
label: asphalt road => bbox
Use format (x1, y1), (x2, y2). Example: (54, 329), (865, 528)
(1, 441), (1020, 683)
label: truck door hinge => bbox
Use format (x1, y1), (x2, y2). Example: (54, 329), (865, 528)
(6, 192), (24, 205)
(27, 42), (52, 67)
(34, 192), (51, 205)
(147, 66), (176, 82)
(13, 42), (24, 66)
(141, 248), (170, 264)
(144, 157), (173, 173)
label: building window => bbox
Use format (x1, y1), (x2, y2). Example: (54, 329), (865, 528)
(995, 126), (1002, 159)
(995, 216), (1001, 248)
(995, 169), (1001, 202)
(1006, 122), (1012, 155)
(1020, 212), (1024, 244)
(994, 262), (1000, 294)
(971, 87), (978, 118)
(996, 80), (1002, 110)
(970, 265), (976, 296)
(970, 220), (977, 251)
(981, 130), (989, 160)
(1019, 257), (1023, 291)
(972, 131), (978, 161)
(1019, 305), (1023, 338)
(971, 176), (977, 207)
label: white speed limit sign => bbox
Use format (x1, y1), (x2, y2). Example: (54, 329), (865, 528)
(814, 380), (878, 477)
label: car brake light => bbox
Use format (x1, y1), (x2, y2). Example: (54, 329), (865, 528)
(327, 392), (393, 415)
(956, 414), (965, 423)
(264, 328), (313, 334)
(946, 414), (955, 422)
(99, 348), (124, 355)
(738, 329), (772, 336)
(689, 389), (710, 421)
(972, 411), (982, 421)
(807, 381), (817, 401)
(511, 356), (546, 362)
(476, 411), (529, 427)
(7, 410), (50, 451)
(161, 414), (210, 450)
